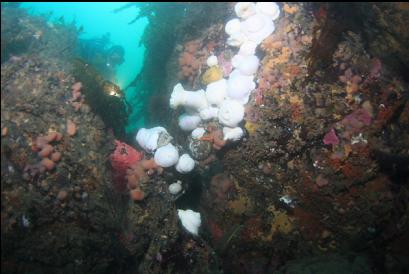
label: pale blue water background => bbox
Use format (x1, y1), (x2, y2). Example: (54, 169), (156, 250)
(22, 2), (148, 130)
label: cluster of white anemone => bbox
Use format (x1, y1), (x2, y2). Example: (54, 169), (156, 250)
(170, 2), (280, 145)
(136, 127), (195, 173)
(136, 2), (280, 236)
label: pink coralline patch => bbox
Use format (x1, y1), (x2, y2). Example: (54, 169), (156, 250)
(217, 52), (233, 77)
(323, 128), (339, 145)
(341, 108), (372, 133)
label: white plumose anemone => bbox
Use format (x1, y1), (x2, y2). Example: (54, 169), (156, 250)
(154, 143), (179, 168)
(199, 106), (219, 120)
(225, 18), (241, 36)
(205, 78), (227, 106)
(178, 113), (201, 131)
(191, 127), (206, 139)
(241, 13), (275, 45)
(234, 2), (257, 19)
(227, 31), (248, 47)
(239, 40), (258, 56)
(136, 127), (168, 153)
(231, 54), (260, 76)
(178, 209), (201, 236)
(169, 180), (182, 195)
(176, 154), (195, 174)
(227, 70), (256, 104)
(170, 83), (208, 111)
(218, 99), (245, 127)
(256, 2), (280, 20)
(223, 127), (244, 141)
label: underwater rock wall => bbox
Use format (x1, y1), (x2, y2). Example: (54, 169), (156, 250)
(0, 6), (130, 273)
(161, 2), (409, 273)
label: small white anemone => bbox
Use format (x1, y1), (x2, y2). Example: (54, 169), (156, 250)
(205, 78), (227, 106)
(227, 31), (247, 47)
(241, 13), (275, 45)
(218, 99), (245, 127)
(178, 209), (201, 235)
(227, 70), (256, 104)
(169, 180), (182, 195)
(199, 106), (219, 120)
(232, 54), (260, 76)
(178, 113), (201, 131)
(206, 55), (218, 67)
(170, 83), (208, 112)
(154, 143), (179, 168)
(225, 18), (241, 36)
(136, 127), (168, 153)
(238, 40), (258, 56)
(176, 154), (195, 174)
(223, 127), (244, 141)
(191, 127), (206, 139)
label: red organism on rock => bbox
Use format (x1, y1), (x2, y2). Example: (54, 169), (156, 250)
(23, 132), (63, 180)
(69, 82), (85, 111)
(199, 124), (226, 150)
(110, 140), (143, 191)
(178, 39), (207, 85)
(125, 158), (163, 201)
